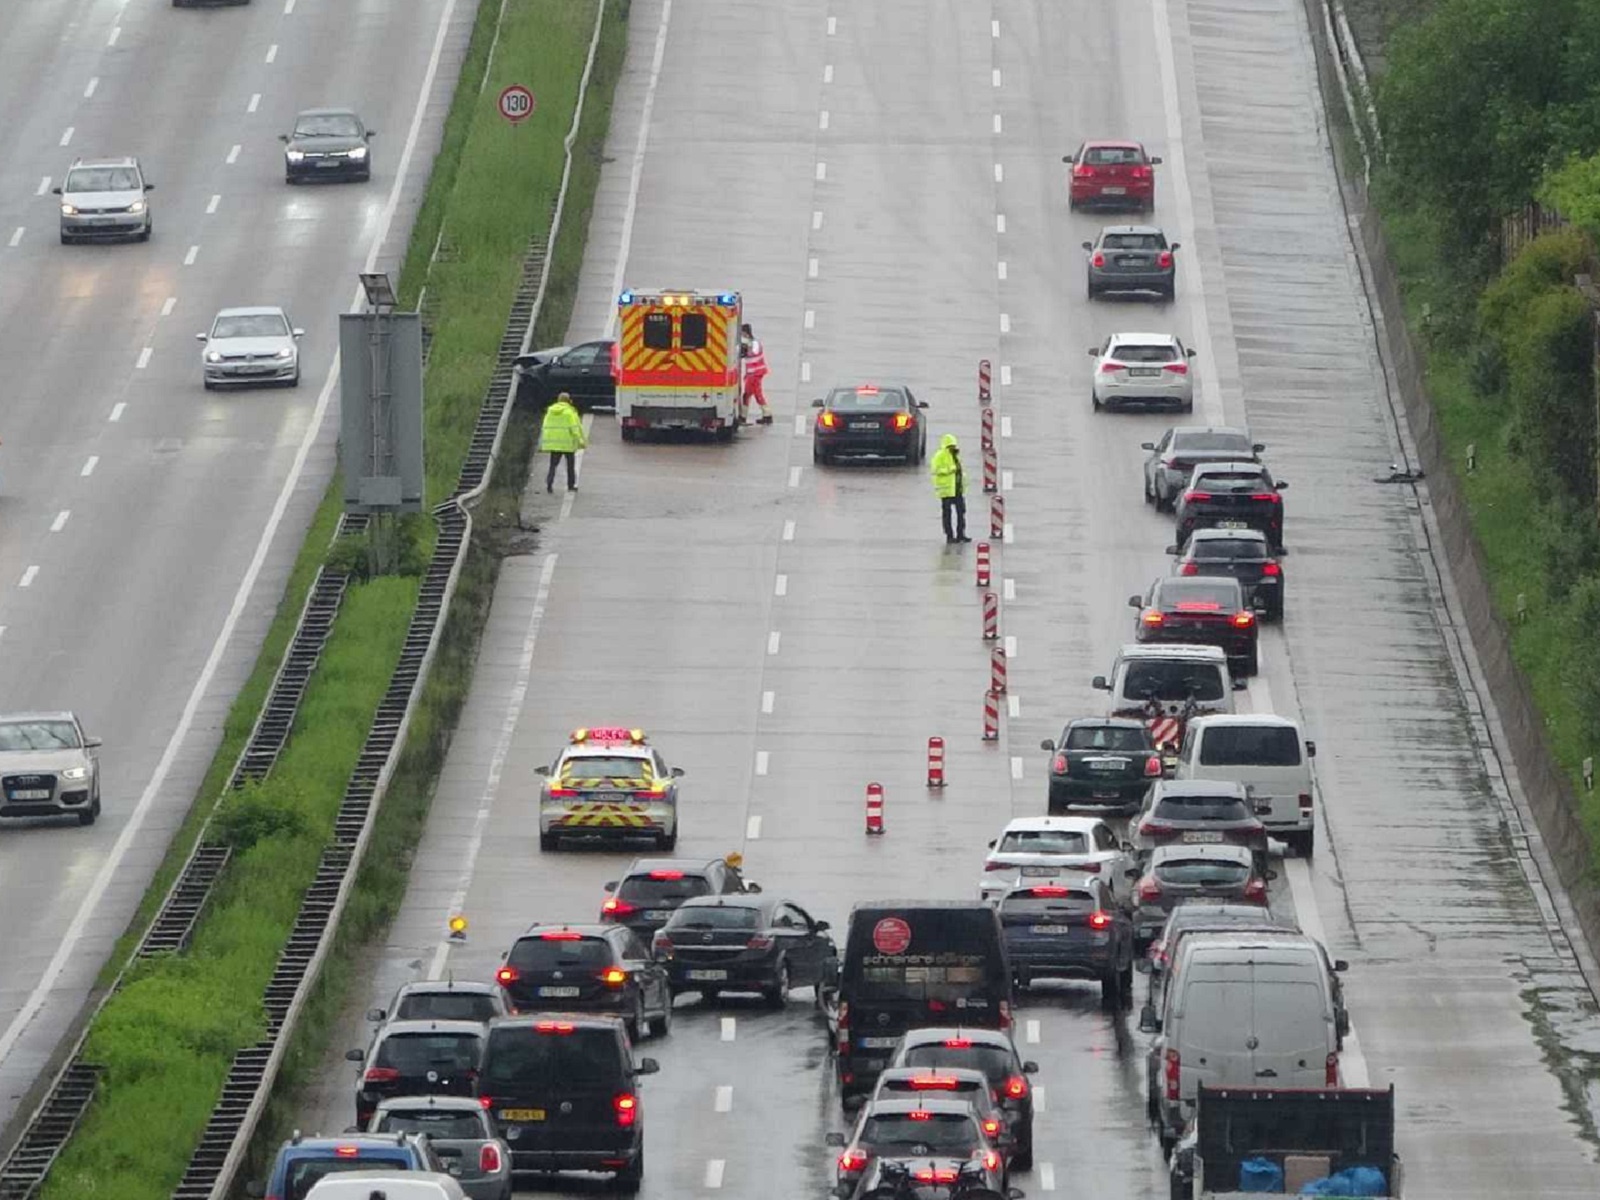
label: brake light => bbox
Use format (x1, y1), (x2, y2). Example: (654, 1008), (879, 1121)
(1142, 610), (1164, 627)
(547, 787), (580, 798)
(1261, 561), (1282, 576)
(648, 870), (685, 880)
(943, 1038), (973, 1048)
(1029, 885), (1070, 897)
(1175, 601), (1221, 612)
(1131, 165), (1152, 180)
(1165, 1048), (1181, 1100)
(982, 1117), (1002, 1137)
(540, 930), (583, 940)
(908, 1110), (933, 1122)
(891, 411), (913, 431)
(362, 1067), (399, 1083)
(1251, 492), (1282, 503)
(1180, 562), (1200, 576)
(1162, 362), (1188, 375)
(534, 1020), (575, 1033)
(1003, 1074), (1029, 1100)
(1326, 1054), (1339, 1086)
(1074, 862), (1102, 874)
(984, 860), (1017, 872)
(478, 1095), (494, 1110)
(334, 1145), (362, 1159)
(1158, 251), (1173, 268)
(1299, 792), (1313, 814)
(910, 1075), (959, 1090)
(1144, 755), (1163, 777)
(839, 1149), (869, 1173)
(916, 1167), (961, 1185)
(981, 1149), (1002, 1172)
(631, 789), (663, 800)
(480, 1143), (503, 1173)
(602, 898), (637, 917)
(1138, 877), (1163, 902)
(1073, 163), (1095, 178)
(1052, 753), (1068, 774)
(494, 967), (519, 986)
(1099, 360), (1124, 374)
(837, 1000), (850, 1031)
(1231, 611), (1256, 628)
(600, 967), (629, 987)
(1243, 878), (1268, 903)
(1140, 820), (1173, 837)
(1087, 910), (1113, 930)
(818, 410), (839, 429)
(1184, 491), (1212, 503)
(652, 933), (673, 955)
(613, 1093), (638, 1128)
(1092, 252), (1105, 268)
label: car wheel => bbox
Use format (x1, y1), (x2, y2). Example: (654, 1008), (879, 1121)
(616, 1148), (643, 1191)
(812, 442), (823, 464)
(139, 224), (152, 243)
(651, 992), (673, 1038)
(1086, 279), (1099, 301)
(1162, 282), (1176, 301)
(1100, 968), (1122, 1010)
(658, 826), (677, 851)
(60, 231), (74, 245)
(1180, 396), (1193, 413)
(621, 425), (638, 443)
(1010, 1141), (1033, 1173)
(78, 797), (100, 827)
(538, 830), (557, 852)
(288, 370), (301, 388)
(1143, 474), (1155, 505)
(764, 961), (791, 1008)
(1092, 391), (1102, 412)
(1287, 830), (1315, 858)
(1120, 962), (1136, 1008)
(1242, 648), (1259, 676)
(626, 997), (646, 1042)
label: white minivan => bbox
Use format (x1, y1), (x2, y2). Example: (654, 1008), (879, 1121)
(1140, 933), (1342, 1150)
(1173, 714), (1317, 856)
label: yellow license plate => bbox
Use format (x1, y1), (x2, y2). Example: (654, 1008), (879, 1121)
(500, 1108), (545, 1122)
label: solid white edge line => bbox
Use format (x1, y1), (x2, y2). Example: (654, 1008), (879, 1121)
(604, 0), (672, 339)
(0, 0), (464, 1075)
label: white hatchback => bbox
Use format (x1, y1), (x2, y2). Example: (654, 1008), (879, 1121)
(979, 815), (1138, 908)
(198, 306), (303, 389)
(1089, 332), (1195, 412)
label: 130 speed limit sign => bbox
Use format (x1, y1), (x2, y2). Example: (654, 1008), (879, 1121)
(498, 85), (535, 125)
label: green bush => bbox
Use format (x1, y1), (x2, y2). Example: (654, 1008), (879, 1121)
(1564, 572), (1600, 747)
(212, 784), (309, 852)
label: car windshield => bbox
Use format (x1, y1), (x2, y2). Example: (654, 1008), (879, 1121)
(1190, 538), (1267, 561)
(1064, 725), (1148, 752)
(560, 755), (649, 780)
(1153, 794), (1249, 820)
(1102, 232), (1164, 250)
(1123, 661), (1224, 702)
(995, 830), (1088, 855)
(295, 113), (363, 137)
(213, 314), (290, 340)
(666, 905), (760, 931)
(375, 1110), (486, 1139)
(65, 167), (138, 192)
(482, 1027), (622, 1087)
(1198, 726), (1302, 766)
(1194, 470), (1269, 490)
(1084, 145), (1144, 165)
(862, 1113), (981, 1151)
(0, 721), (81, 751)
(1156, 859), (1250, 885)
(1157, 580), (1241, 609)
(1172, 432), (1253, 454)
(394, 992), (498, 1022)
(287, 1155), (410, 1200)
(899, 1045), (1015, 1083)
(828, 387), (908, 411)
(508, 936), (611, 970)
(1110, 342), (1177, 363)
(373, 1032), (482, 1073)
(617, 875), (712, 904)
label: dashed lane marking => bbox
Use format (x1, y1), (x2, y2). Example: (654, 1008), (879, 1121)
(997, 261), (1007, 280)
(18, 566), (38, 589)
(827, 15), (836, 34)
(161, 296), (176, 316)
(819, 111), (830, 131)
(265, 43), (278, 63)
(1025, 1019), (1040, 1044)
(756, 750), (770, 776)
(109, 403), (126, 422)
(108, 26), (120, 45)
(715, 1086), (733, 1113)
(782, 519), (796, 541)
(767, 631), (781, 655)
(788, 466), (801, 489)
(705, 1160), (725, 1189)
(804, 309), (815, 329)
(1003, 521), (1014, 544)
(81, 455), (98, 476)
(35, 177), (50, 196)
(993, 163), (1003, 183)
(808, 256), (819, 277)
(1010, 756), (1023, 780)
(793, 413), (806, 436)
(1033, 1086), (1047, 1113)
(1003, 577), (1015, 601)
(761, 691), (775, 714)
(812, 209), (823, 230)
(823, 64), (833, 83)
(1008, 695), (1020, 718)
(992, 113), (1002, 134)
(815, 161), (826, 180)
(774, 574), (788, 597)
(721, 1016), (736, 1041)
(50, 512), (69, 534)
(991, 18), (1000, 36)
(1000, 364), (1012, 386)
(226, 144), (241, 164)
(135, 347), (152, 369)
(1039, 1163), (1056, 1191)
(747, 815), (763, 840)
(1005, 635), (1017, 658)
(800, 361), (812, 382)
(206, 195), (220, 214)
(183, 245), (198, 266)
(6, 229), (20, 248)
(59, 127), (74, 147)
(996, 213), (1006, 233)
(1001, 469), (1014, 490)
(992, 68), (1001, 87)
(84, 78), (98, 99)
(1000, 415), (1012, 438)
(248, 92), (261, 113)
(999, 313), (1010, 333)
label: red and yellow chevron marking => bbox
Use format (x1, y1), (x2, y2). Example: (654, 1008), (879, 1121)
(552, 803), (656, 828)
(618, 304), (738, 388)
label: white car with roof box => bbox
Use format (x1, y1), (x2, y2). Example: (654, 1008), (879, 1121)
(1173, 714), (1318, 857)
(979, 816), (1138, 909)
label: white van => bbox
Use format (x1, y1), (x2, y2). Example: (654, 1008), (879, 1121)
(1091, 644), (1243, 722)
(1140, 933), (1341, 1150)
(1173, 714), (1317, 856)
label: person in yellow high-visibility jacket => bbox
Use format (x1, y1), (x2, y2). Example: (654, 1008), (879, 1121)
(540, 393), (588, 493)
(930, 433), (970, 544)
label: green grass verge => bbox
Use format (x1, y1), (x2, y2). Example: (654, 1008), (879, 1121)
(40, 576), (418, 1200)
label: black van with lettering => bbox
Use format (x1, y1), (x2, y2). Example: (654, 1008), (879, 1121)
(835, 902), (1014, 1104)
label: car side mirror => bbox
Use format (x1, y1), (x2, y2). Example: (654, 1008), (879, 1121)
(637, 1057), (660, 1075)
(51, 186), (62, 195)
(1164, 545), (1178, 555)
(1062, 154), (1074, 163)
(1186, 348), (1196, 358)
(366, 1008), (387, 1022)
(1333, 959), (1348, 972)
(1170, 242), (1182, 251)
(367, 130), (377, 138)
(144, 183), (155, 192)
(1091, 675), (1109, 691)
(196, 332), (209, 341)
(345, 1048), (365, 1062)
(1008, 1189), (1027, 1200)
(815, 920), (831, 932)
(84, 736), (102, 749)
(1081, 241), (1093, 252)
(1125, 867), (1140, 880)
(986, 839), (997, 849)
(825, 1132), (847, 1147)
(534, 765), (549, 776)
(810, 398), (825, 408)
(1127, 595), (1142, 608)
(292, 328), (305, 338)
(1135, 957), (1152, 974)
(1266, 869), (1279, 881)
(1305, 740), (1316, 758)
(1150, 156), (1163, 165)
(245, 1183), (265, 1199)
(1138, 1005), (1161, 1033)
(1039, 739), (1055, 752)
(603, 880), (618, 892)
(746, 883), (763, 894)
(1087, 347), (1099, 356)
(1232, 678), (1248, 691)
(1275, 480), (1288, 489)
(916, 400), (930, 409)
(1022, 1061), (1039, 1074)
(279, 134), (290, 142)
(1121, 841), (1135, 853)
(671, 767), (685, 778)
(1252, 442), (1266, 452)
(1141, 442), (1157, 451)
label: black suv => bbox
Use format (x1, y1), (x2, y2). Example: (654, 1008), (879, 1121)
(600, 855), (760, 938)
(345, 1018), (485, 1128)
(477, 1013), (659, 1188)
(495, 924), (672, 1040)
(1173, 461), (1288, 552)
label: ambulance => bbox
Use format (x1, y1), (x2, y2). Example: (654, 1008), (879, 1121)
(613, 289), (743, 441)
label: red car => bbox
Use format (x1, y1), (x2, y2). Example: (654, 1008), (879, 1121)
(1064, 140), (1161, 212)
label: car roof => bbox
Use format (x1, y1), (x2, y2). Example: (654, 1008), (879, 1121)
(376, 1019), (488, 1038)
(1151, 779), (1249, 798)
(297, 106), (362, 118)
(828, 382), (910, 392)
(0, 711), (78, 723)
(215, 306), (289, 318)
(1186, 527), (1268, 543)
(899, 1026), (1013, 1048)
(1191, 460), (1267, 474)
(1116, 643), (1227, 661)
(67, 156), (139, 170)
(674, 894), (768, 911)
(1082, 139), (1145, 150)
(1169, 425), (1251, 439)
(999, 815), (1102, 834)
(516, 922), (615, 939)
(485, 1012), (624, 1031)
(1107, 331), (1178, 344)
(1188, 713), (1301, 730)
(1176, 933), (1323, 962)
(623, 857), (718, 875)
(1168, 900), (1289, 921)
(1099, 224), (1164, 236)
(373, 1094), (487, 1114)
(395, 979), (499, 996)
(280, 1133), (417, 1152)
(1155, 576), (1244, 596)
(1065, 717), (1148, 731)
(1150, 842), (1255, 864)
(298, 1172), (459, 1198)
(863, 1097), (982, 1117)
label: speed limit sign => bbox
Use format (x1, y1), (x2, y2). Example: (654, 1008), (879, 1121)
(498, 84), (535, 125)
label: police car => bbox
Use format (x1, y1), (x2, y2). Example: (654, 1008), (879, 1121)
(536, 728), (683, 852)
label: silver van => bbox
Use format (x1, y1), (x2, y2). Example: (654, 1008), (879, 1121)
(1092, 644), (1242, 725)
(1173, 714), (1317, 856)
(1139, 933), (1341, 1151)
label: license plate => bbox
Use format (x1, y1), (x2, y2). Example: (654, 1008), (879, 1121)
(316, 159), (340, 167)
(1217, 519), (1249, 529)
(687, 969), (727, 981)
(849, 421), (880, 430)
(10, 789), (49, 799)
(858, 1036), (899, 1049)
(500, 1108), (545, 1122)
(1102, 186), (1126, 195)
(1029, 925), (1073, 935)
(1021, 866), (1060, 877)
(644, 909), (672, 920)
(538, 986), (581, 997)
(591, 791), (628, 801)
(1093, 789), (1122, 799)
(1117, 255), (1145, 266)
(1088, 758), (1128, 771)
(1128, 367), (1159, 377)
(1181, 831), (1225, 843)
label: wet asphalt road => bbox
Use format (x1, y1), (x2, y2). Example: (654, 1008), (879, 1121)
(294, 0), (1600, 1197)
(0, 0), (476, 1136)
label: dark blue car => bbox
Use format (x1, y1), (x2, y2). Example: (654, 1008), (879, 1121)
(997, 879), (1135, 1010)
(250, 1131), (440, 1200)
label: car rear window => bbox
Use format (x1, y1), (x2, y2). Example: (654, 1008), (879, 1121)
(287, 1154), (412, 1200)
(862, 1112), (981, 1151)
(616, 875), (712, 905)
(999, 891), (1097, 922)
(376, 1109), (487, 1138)
(898, 1045), (1015, 1082)
(1122, 661), (1225, 702)
(508, 936), (612, 971)
(1155, 859), (1250, 885)
(1157, 580), (1240, 609)
(995, 830), (1088, 855)
(1109, 342), (1177, 363)
(1153, 793), (1249, 820)
(1198, 726), (1302, 766)
(394, 992), (498, 1022)
(1171, 432), (1253, 454)
(482, 1027), (623, 1088)
(1103, 233), (1163, 250)
(1064, 725), (1148, 752)
(1191, 538), (1267, 560)
(559, 755), (649, 780)
(664, 905), (760, 931)
(374, 1031), (483, 1073)
(828, 387), (908, 411)
(1083, 145), (1144, 165)
(1194, 470), (1269, 489)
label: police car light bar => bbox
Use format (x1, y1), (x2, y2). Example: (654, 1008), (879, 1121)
(571, 727), (647, 745)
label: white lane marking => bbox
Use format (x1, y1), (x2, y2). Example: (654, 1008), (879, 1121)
(1039, 1163), (1057, 1191)
(756, 750), (770, 776)
(183, 245), (199, 266)
(827, 14), (837, 34)
(992, 68), (1002, 87)
(6, 228), (20, 248)
(782, 519), (796, 541)
(808, 256), (819, 278)
(265, 43), (278, 63)
(788, 466), (801, 489)
(109, 402), (126, 422)
(59, 127), (74, 147)
(812, 209), (823, 230)
(0, 0), (465, 1079)
(804, 309), (815, 329)
(603, 0), (671, 338)
(999, 313), (1011, 333)
(206, 194), (220, 215)
(1033, 1086), (1047, 1113)
(993, 113), (1003, 134)
(774, 575), (788, 597)
(248, 92), (261, 114)
(1025, 1019), (1041, 1044)
(747, 814), (763, 840)
(768, 631), (781, 655)
(793, 413), (806, 436)
(18, 566), (38, 589)
(715, 1085), (733, 1112)
(819, 111), (830, 131)
(1000, 364), (1013, 386)
(135, 347), (152, 369)
(761, 691), (775, 714)
(1001, 469), (1014, 490)
(992, 18), (1001, 36)
(705, 1160), (725, 1189)
(428, 554), (558, 977)
(160, 296), (176, 317)
(721, 1016), (736, 1041)
(1003, 521), (1014, 544)
(996, 213), (1006, 234)
(1003, 577), (1015, 601)
(226, 144), (241, 164)
(1008, 695), (1020, 718)
(84, 78), (99, 98)
(36, 176), (51, 196)
(815, 161), (827, 180)
(284, 0), (296, 11)
(800, 361), (812, 383)
(80, 455), (98, 476)
(1000, 415), (1012, 438)
(108, 26), (120, 46)
(50, 511), (70, 534)
(1005, 635), (1017, 658)
(994, 163), (1004, 183)
(823, 64), (833, 83)
(1010, 756), (1023, 780)
(997, 261), (1007, 280)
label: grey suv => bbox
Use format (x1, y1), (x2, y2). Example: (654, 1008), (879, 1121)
(55, 157), (153, 243)
(0, 712), (101, 825)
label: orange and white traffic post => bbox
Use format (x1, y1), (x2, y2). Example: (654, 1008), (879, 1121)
(982, 591), (999, 640)
(990, 492), (1006, 539)
(865, 782), (886, 835)
(978, 359), (992, 403)
(975, 541), (992, 588)
(981, 406), (996, 450)
(926, 737), (946, 788)
(983, 690), (1001, 741)
(990, 643), (1008, 695)
(982, 442), (998, 493)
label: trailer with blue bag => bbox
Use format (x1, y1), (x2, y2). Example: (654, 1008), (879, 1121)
(1168, 1085), (1402, 1199)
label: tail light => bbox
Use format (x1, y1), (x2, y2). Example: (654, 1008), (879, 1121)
(1299, 792), (1313, 816)
(981, 1149), (1002, 1173)
(1099, 360), (1124, 374)
(1074, 861), (1102, 874)
(1002, 1074), (1029, 1100)
(1243, 878), (1268, 903)
(838, 1149), (869, 1173)
(1261, 561), (1282, 576)
(480, 1143), (503, 1173)
(494, 967), (519, 986)
(836, 1000), (849, 1032)
(600, 967), (629, 988)
(1131, 165), (1152, 180)
(1138, 877), (1163, 902)
(818, 411), (839, 429)
(534, 1020), (575, 1033)
(1073, 164), (1095, 178)
(648, 870), (684, 880)
(602, 898), (637, 917)
(1183, 491), (1212, 503)
(547, 787), (580, 798)
(1140, 820), (1173, 837)
(1052, 753), (1068, 774)
(1144, 755), (1163, 777)
(747, 934), (775, 950)
(1231, 611), (1256, 628)
(1180, 562), (1200, 576)
(908, 1110), (933, 1122)
(478, 1096), (494, 1110)
(1326, 1054), (1339, 1086)
(1158, 251), (1173, 268)
(1141, 610), (1164, 627)
(984, 860), (1017, 872)
(335, 1146), (362, 1158)
(943, 1038), (973, 1048)
(1164, 1048), (1181, 1100)
(540, 930), (583, 940)
(613, 1093), (638, 1128)
(1000, 999), (1012, 1030)
(1162, 362), (1188, 375)
(1092, 252), (1106, 268)
(982, 1117), (1002, 1138)
(362, 1067), (400, 1083)
(1251, 492), (1283, 503)
(652, 933), (673, 956)
(891, 411), (912, 431)
(631, 789), (663, 800)
(1087, 910), (1113, 930)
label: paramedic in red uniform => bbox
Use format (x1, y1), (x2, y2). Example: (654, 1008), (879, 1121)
(740, 323), (773, 425)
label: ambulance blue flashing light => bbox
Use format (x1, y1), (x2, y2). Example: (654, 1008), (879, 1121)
(618, 290), (634, 305)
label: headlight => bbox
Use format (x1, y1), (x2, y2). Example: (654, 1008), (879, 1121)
(347, 146), (368, 160)
(61, 766), (89, 782)
(60, 204), (78, 216)
(128, 200), (145, 214)
(205, 351), (223, 363)
(286, 150), (305, 162)
(274, 348), (294, 360)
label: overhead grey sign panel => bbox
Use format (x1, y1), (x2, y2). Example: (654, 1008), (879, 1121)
(339, 311), (425, 514)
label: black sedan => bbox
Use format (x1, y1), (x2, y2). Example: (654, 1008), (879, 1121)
(651, 894), (838, 1006)
(1142, 426), (1265, 511)
(281, 108), (373, 182)
(1168, 528), (1284, 620)
(812, 384), (929, 465)
(513, 340), (616, 412)
(1083, 225), (1179, 300)
(1039, 718), (1160, 814)
(1173, 461), (1288, 552)
(1131, 576), (1259, 676)
(493, 923), (672, 1042)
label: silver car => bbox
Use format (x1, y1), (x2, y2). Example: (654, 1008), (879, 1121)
(0, 712), (102, 826)
(55, 157), (153, 244)
(1089, 332), (1195, 412)
(198, 307), (303, 389)
(364, 1096), (512, 1200)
